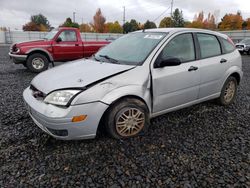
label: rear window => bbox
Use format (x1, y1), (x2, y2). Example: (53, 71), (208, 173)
(197, 33), (221, 59)
(220, 37), (235, 53)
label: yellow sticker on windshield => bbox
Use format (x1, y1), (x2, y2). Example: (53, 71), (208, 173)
(144, 35), (163, 39)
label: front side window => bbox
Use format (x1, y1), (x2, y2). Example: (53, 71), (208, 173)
(157, 33), (195, 63)
(58, 30), (77, 42)
(197, 33), (221, 58)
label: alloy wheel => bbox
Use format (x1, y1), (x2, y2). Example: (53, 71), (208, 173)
(32, 57), (45, 70)
(224, 80), (236, 103)
(115, 108), (145, 137)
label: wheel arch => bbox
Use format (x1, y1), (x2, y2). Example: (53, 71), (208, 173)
(26, 49), (53, 62)
(96, 95), (150, 137)
(229, 72), (241, 85)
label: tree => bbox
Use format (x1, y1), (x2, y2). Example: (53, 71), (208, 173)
(242, 21), (248, 30)
(0, 27), (7, 31)
(187, 11), (216, 29)
(203, 13), (216, 29)
(123, 19), (139, 33)
(247, 18), (250, 30)
(219, 13), (243, 30)
(23, 22), (41, 31)
(23, 14), (51, 31)
(80, 23), (93, 32)
(93, 8), (106, 33)
(61, 18), (80, 28)
(187, 11), (204, 28)
(105, 21), (123, 33)
(159, 17), (172, 28)
(172, 8), (184, 27)
(31, 14), (50, 28)
(143, 20), (157, 29)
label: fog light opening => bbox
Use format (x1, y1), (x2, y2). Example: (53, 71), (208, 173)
(72, 115), (87, 122)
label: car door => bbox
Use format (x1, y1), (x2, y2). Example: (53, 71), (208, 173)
(195, 33), (230, 99)
(151, 33), (200, 113)
(52, 30), (83, 61)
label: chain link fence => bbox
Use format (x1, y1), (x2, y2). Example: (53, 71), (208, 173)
(1, 30), (250, 44)
(0, 30), (123, 44)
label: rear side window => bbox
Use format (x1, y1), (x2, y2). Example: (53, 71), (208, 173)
(197, 33), (221, 59)
(221, 38), (235, 53)
(159, 33), (195, 63)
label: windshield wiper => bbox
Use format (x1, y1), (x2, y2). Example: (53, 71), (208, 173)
(99, 55), (119, 64)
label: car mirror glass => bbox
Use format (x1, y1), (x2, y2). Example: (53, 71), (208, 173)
(156, 57), (181, 68)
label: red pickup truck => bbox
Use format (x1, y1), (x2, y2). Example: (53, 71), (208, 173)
(9, 27), (110, 72)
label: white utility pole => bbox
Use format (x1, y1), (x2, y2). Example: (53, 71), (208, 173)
(170, 0), (174, 27)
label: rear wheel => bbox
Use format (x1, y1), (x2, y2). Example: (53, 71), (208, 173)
(105, 98), (149, 139)
(26, 53), (49, 73)
(217, 76), (237, 106)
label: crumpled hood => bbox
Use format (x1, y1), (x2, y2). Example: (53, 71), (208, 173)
(31, 59), (135, 94)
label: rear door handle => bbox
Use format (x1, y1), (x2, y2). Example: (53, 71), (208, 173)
(188, 66), (198, 71)
(220, 58), (227, 63)
(75, 44), (79, 46)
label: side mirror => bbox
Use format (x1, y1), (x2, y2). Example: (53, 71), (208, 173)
(155, 57), (181, 68)
(56, 37), (62, 43)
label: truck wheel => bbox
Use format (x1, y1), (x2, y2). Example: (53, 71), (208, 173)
(217, 76), (237, 106)
(27, 53), (49, 73)
(105, 98), (149, 139)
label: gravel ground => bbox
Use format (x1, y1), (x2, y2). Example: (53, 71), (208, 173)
(0, 46), (250, 187)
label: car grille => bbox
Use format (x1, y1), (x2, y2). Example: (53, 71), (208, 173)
(30, 85), (45, 100)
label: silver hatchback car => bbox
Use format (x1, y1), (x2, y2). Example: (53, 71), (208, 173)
(23, 28), (243, 140)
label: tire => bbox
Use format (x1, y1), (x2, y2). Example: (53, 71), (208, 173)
(105, 98), (150, 139)
(22, 62), (27, 67)
(217, 76), (238, 106)
(26, 53), (49, 73)
(247, 50), (250, 55)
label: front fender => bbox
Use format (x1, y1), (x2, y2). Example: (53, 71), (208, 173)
(26, 48), (54, 61)
(100, 85), (152, 113)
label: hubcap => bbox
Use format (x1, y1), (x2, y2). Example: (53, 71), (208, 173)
(32, 58), (44, 70)
(224, 81), (236, 103)
(116, 108), (145, 137)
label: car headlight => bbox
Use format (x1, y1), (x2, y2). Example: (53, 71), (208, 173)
(44, 90), (81, 106)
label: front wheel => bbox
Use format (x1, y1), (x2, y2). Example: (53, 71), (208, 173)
(217, 76), (238, 106)
(105, 98), (149, 139)
(26, 53), (49, 73)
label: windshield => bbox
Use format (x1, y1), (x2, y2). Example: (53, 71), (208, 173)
(95, 32), (167, 65)
(44, 30), (58, 40)
(240, 38), (250, 44)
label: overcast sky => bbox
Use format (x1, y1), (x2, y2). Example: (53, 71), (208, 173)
(1, 0), (250, 30)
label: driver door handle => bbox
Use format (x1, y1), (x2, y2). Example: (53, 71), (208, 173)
(188, 66), (198, 72)
(75, 44), (79, 46)
(220, 58), (227, 63)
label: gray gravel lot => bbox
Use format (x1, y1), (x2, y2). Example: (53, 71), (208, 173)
(0, 46), (250, 187)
